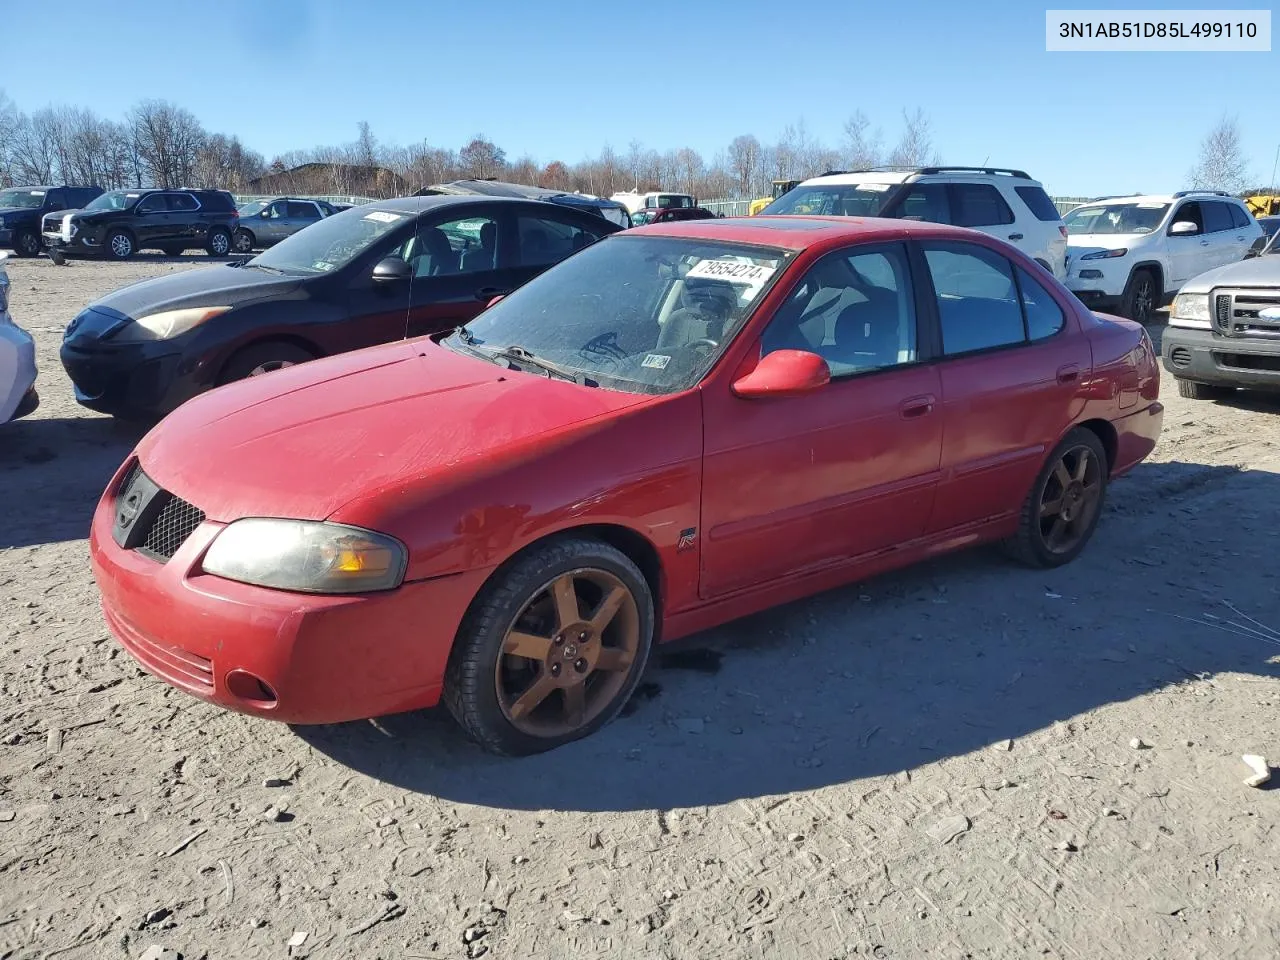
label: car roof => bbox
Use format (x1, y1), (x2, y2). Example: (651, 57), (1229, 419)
(801, 168), (1042, 188)
(626, 214), (984, 249)
(362, 195), (601, 216)
(1080, 192), (1243, 206)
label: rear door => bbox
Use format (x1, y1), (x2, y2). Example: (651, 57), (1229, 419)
(947, 182), (1022, 252)
(287, 200), (324, 238)
(168, 192), (202, 245)
(917, 239), (1091, 534)
(405, 205), (511, 338)
(510, 207), (612, 289)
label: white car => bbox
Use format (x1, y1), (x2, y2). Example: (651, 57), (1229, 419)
(758, 166), (1068, 278)
(1063, 191), (1264, 323)
(0, 253), (39, 424)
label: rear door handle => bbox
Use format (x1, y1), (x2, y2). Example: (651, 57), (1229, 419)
(899, 394), (936, 419)
(1056, 363), (1080, 384)
(1007, 232), (1024, 240)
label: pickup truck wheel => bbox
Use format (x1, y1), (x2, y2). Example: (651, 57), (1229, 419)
(1176, 378), (1233, 400)
(1120, 268), (1159, 324)
(444, 537), (654, 756)
(13, 229), (41, 257)
(1004, 428), (1109, 569)
(106, 229), (135, 260)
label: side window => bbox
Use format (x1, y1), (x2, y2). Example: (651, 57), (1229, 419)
(892, 183), (951, 223)
(517, 214), (603, 268)
(1228, 203), (1251, 229)
(45, 190), (65, 211)
(1014, 185), (1063, 222)
(289, 201), (321, 220)
(267, 201), (289, 219)
(949, 184), (1015, 227)
(135, 194), (167, 214)
(1171, 201), (1203, 233)
(1016, 267), (1065, 341)
(761, 244), (917, 377)
(169, 193), (200, 212)
(1201, 201), (1234, 234)
(922, 243), (1025, 355)
(409, 215), (497, 277)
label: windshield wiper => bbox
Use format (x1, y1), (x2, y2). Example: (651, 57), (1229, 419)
(242, 262), (285, 275)
(490, 345), (598, 387)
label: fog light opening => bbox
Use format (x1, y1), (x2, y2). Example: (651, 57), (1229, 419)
(225, 669), (278, 707)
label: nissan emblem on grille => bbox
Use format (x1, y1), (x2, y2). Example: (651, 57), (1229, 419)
(109, 464), (204, 559)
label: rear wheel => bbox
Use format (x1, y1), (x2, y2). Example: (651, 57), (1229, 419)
(1120, 268), (1159, 324)
(13, 229), (41, 258)
(105, 229), (135, 261)
(1004, 428), (1109, 568)
(1176, 378), (1233, 400)
(205, 227), (232, 257)
(217, 341), (316, 384)
(444, 537), (654, 756)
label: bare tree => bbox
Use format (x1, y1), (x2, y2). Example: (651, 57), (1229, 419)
(459, 136), (506, 179)
(1187, 115), (1249, 195)
(887, 108), (938, 168)
(355, 121), (378, 169)
(0, 90), (17, 185)
(727, 134), (762, 198)
(129, 100), (206, 187)
(843, 111), (882, 169)
(8, 110), (60, 184)
(508, 155), (539, 186)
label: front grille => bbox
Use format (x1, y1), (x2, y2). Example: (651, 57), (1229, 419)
(138, 496), (206, 561)
(1214, 294), (1231, 331)
(1214, 352), (1280, 373)
(1169, 346), (1192, 368)
(1214, 289), (1280, 338)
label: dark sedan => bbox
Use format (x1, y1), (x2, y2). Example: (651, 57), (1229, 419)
(60, 196), (620, 419)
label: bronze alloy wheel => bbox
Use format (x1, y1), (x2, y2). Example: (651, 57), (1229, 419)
(1038, 443), (1103, 555)
(494, 568), (640, 738)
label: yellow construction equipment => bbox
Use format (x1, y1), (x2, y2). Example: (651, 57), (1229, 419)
(749, 179), (801, 216)
(1245, 194), (1280, 217)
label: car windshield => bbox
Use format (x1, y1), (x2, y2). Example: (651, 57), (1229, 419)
(630, 210), (655, 226)
(0, 189), (45, 209)
(1264, 230), (1280, 255)
(762, 183), (897, 217)
(84, 190), (140, 212)
(1064, 202), (1169, 235)
(238, 201), (267, 217)
(248, 205), (411, 274)
(442, 235), (791, 395)
(597, 206), (630, 228)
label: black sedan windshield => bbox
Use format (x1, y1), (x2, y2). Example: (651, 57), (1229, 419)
(442, 235), (790, 395)
(249, 205), (410, 274)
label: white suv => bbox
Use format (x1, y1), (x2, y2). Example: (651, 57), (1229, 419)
(759, 166), (1068, 278)
(1063, 191), (1264, 323)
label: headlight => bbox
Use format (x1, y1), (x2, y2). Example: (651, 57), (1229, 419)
(112, 305), (232, 342)
(202, 519), (408, 594)
(1172, 293), (1210, 322)
(1080, 248), (1128, 260)
(0, 275), (8, 313)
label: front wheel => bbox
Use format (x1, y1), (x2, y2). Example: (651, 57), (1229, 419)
(231, 229), (254, 254)
(217, 341), (315, 384)
(1004, 428), (1109, 568)
(105, 229), (135, 260)
(205, 228), (232, 257)
(1176, 378), (1233, 400)
(13, 229), (41, 257)
(444, 537), (654, 756)
(1120, 268), (1159, 324)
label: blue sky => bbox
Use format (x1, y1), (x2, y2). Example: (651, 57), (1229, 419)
(1, 0), (1276, 196)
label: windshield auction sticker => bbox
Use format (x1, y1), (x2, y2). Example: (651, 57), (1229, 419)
(1046, 9), (1271, 50)
(685, 260), (777, 284)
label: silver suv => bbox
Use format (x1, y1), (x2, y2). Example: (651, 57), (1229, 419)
(233, 197), (339, 253)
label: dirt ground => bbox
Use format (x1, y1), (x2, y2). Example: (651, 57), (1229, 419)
(1, 255), (1278, 960)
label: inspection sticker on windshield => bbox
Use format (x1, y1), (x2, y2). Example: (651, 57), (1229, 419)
(362, 211), (403, 223)
(685, 260), (776, 284)
(641, 353), (671, 370)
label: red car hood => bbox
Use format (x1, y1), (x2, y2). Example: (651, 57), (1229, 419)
(135, 340), (651, 522)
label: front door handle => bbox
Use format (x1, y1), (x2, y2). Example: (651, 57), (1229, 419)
(1007, 232), (1024, 240)
(475, 286), (510, 301)
(899, 394), (936, 419)
(1200, 240), (1210, 246)
(1056, 363), (1080, 385)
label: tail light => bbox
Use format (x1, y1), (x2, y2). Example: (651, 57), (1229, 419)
(1059, 225), (1068, 239)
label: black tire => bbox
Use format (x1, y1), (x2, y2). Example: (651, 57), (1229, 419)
(12, 228), (41, 258)
(232, 229), (254, 254)
(160, 245), (186, 257)
(105, 228), (135, 261)
(217, 341), (316, 385)
(1004, 427), (1109, 569)
(205, 227), (232, 257)
(1176, 378), (1233, 400)
(444, 537), (655, 756)
(1120, 268), (1159, 324)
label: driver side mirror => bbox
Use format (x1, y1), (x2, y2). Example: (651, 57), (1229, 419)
(372, 256), (412, 282)
(732, 349), (831, 399)
(260, 209), (272, 218)
(1169, 220), (1199, 236)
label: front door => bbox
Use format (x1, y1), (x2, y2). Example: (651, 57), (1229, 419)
(405, 207), (511, 339)
(700, 242), (944, 598)
(916, 240), (1092, 533)
(1166, 200), (1208, 286)
(133, 193), (175, 247)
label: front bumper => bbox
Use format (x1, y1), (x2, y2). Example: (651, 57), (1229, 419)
(60, 339), (189, 417)
(1065, 256), (1130, 302)
(1162, 326), (1280, 392)
(1, 318), (38, 423)
(89, 459), (493, 724)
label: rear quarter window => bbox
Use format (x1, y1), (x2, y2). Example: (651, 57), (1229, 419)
(950, 184), (1015, 227)
(1014, 185), (1063, 222)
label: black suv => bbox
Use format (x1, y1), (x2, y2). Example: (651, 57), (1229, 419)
(0, 185), (104, 257)
(43, 188), (240, 260)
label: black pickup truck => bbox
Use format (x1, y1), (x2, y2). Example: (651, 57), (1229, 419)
(0, 185), (104, 257)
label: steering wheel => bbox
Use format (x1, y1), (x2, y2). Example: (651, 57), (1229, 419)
(684, 337), (719, 352)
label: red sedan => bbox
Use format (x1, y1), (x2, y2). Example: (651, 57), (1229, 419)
(89, 216), (1163, 755)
